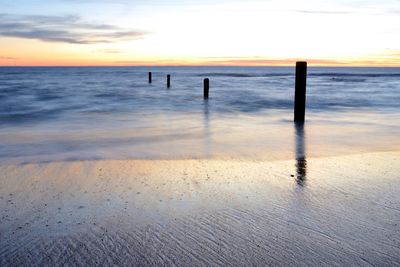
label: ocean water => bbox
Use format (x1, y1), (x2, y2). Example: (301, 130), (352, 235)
(0, 66), (399, 163)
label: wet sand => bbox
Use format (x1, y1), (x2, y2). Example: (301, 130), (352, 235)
(1, 152), (400, 266)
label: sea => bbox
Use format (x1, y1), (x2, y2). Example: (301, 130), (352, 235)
(1, 66), (399, 164)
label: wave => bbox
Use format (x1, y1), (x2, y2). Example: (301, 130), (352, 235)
(330, 77), (366, 82)
(310, 73), (400, 78)
(197, 72), (400, 78)
(0, 110), (59, 125)
(197, 73), (291, 78)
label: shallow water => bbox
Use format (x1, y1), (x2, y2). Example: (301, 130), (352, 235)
(1, 66), (399, 163)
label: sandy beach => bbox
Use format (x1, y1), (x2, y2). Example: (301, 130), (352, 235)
(1, 151), (399, 266)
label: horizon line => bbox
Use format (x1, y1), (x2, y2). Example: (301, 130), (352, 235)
(1, 64), (400, 68)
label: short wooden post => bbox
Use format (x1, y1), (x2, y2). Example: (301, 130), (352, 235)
(204, 78), (209, 99)
(294, 62), (307, 122)
(148, 72), (152, 84)
(167, 74), (171, 88)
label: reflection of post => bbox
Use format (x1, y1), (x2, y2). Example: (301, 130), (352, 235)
(203, 100), (211, 157)
(295, 122), (307, 186)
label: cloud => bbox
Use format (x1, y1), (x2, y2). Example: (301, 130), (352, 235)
(114, 56), (400, 67)
(294, 9), (351, 15)
(199, 58), (345, 66)
(112, 57), (347, 66)
(0, 56), (18, 60)
(197, 57), (400, 67)
(99, 49), (122, 54)
(0, 13), (147, 44)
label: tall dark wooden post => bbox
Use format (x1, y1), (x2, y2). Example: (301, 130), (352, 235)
(167, 74), (171, 88)
(204, 78), (209, 99)
(294, 62), (307, 122)
(148, 72), (152, 84)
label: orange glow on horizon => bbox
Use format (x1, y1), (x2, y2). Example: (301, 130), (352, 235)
(1, 37), (399, 67)
(1, 56), (399, 67)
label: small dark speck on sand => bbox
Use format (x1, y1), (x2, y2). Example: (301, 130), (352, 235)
(57, 221), (62, 224)
(78, 206), (85, 209)
(290, 175), (295, 177)
(137, 192), (141, 194)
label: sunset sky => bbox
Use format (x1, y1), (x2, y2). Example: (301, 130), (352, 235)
(0, 0), (399, 66)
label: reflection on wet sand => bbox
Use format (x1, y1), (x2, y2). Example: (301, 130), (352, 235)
(203, 100), (210, 130)
(1, 152), (400, 265)
(203, 100), (211, 156)
(295, 122), (307, 186)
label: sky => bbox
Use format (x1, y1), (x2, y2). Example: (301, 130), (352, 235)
(0, 0), (399, 66)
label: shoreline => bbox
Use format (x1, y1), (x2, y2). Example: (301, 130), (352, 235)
(2, 146), (400, 167)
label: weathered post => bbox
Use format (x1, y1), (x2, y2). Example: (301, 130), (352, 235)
(167, 74), (171, 88)
(148, 72), (152, 84)
(204, 78), (209, 99)
(294, 61), (307, 122)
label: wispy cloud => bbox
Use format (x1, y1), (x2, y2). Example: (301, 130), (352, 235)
(112, 57), (346, 66)
(0, 56), (18, 60)
(99, 49), (122, 54)
(0, 13), (148, 44)
(294, 9), (351, 15)
(200, 58), (345, 66)
(198, 57), (400, 67)
(113, 56), (400, 67)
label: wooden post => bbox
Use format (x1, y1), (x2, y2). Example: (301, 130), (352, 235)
(294, 62), (307, 122)
(148, 72), (152, 84)
(204, 78), (209, 99)
(167, 74), (171, 88)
